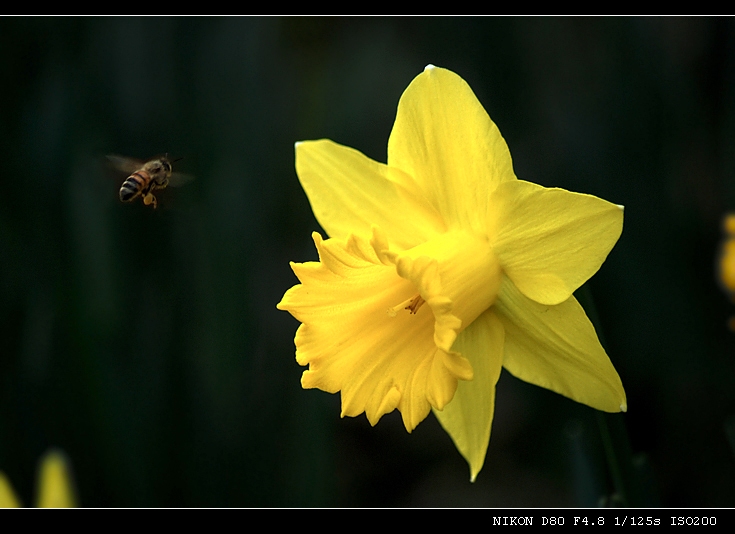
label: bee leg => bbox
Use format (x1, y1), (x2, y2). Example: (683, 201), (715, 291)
(143, 193), (158, 209)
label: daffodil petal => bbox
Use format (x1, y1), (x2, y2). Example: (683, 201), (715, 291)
(495, 279), (626, 413)
(433, 309), (504, 482)
(295, 139), (444, 249)
(489, 180), (623, 306)
(387, 65), (516, 234)
(0, 472), (20, 508)
(35, 450), (76, 508)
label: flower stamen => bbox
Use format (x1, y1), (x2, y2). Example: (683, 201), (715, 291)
(406, 295), (425, 314)
(387, 294), (426, 317)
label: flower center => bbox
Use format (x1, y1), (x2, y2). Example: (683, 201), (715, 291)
(390, 230), (503, 352)
(388, 294), (426, 316)
(405, 295), (426, 314)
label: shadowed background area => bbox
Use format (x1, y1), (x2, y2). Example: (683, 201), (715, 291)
(1, 16), (734, 507)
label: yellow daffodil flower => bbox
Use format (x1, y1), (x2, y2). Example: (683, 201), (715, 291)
(718, 214), (735, 330)
(719, 214), (735, 297)
(0, 450), (77, 508)
(278, 65), (626, 480)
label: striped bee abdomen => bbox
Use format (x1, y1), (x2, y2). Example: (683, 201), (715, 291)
(119, 171), (151, 202)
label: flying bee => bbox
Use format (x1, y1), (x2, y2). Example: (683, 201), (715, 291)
(107, 154), (193, 209)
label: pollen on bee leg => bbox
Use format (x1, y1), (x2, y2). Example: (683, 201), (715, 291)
(387, 294), (426, 317)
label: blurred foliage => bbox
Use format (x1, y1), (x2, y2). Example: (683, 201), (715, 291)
(0, 16), (734, 507)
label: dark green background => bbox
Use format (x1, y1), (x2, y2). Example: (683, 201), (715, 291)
(1, 16), (734, 507)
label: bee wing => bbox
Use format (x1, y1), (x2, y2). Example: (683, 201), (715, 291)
(106, 155), (145, 174)
(167, 171), (195, 188)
